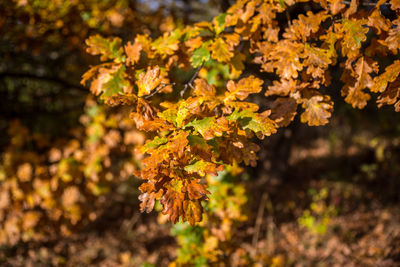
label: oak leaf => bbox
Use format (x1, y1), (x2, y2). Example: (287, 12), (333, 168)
(137, 66), (162, 97)
(300, 95), (333, 126)
(184, 160), (223, 177)
(224, 75), (263, 102)
(86, 35), (125, 63)
(182, 180), (210, 200)
(210, 37), (233, 62)
(125, 41), (142, 66)
(227, 109), (277, 139)
(185, 117), (229, 140)
(372, 60), (400, 93)
(341, 57), (378, 109)
(270, 97), (298, 127)
(377, 78), (400, 111)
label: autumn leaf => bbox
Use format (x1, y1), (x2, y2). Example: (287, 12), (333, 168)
(300, 95), (333, 126)
(270, 97), (298, 127)
(254, 40), (303, 79)
(138, 182), (163, 214)
(227, 109), (277, 139)
(137, 66), (162, 97)
(161, 181), (185, 224)
(381, 18), (400, 54)
(377, 78), (400, 111)
(372, 60), (400, 93)
(185, 36), (203, 52)
(193, 78), (216, 97)
(210, 37), (233, 62)
(224, 75), (263, 102)
(390, 0), (400, 10)
(265, 79), (298, 97)
(185, 117), (229, 140)
(141, 136), (168, 153)
(152, 29), (182, 58)
(184, 159), (223, 176)
(341, 57), (378, 109)
(125, 41), (142, 66)
(283, 11), (329, 42)
(101, 65), (131, 97)
(86, 34), (125, 63)
(182, 180), (210, 200)
(86, 64), (131, 97)
(213, 13), (228, 35)
(336, 19), (368, 59)
(367, 1), (391, 35)
(183, 200), (203, 226)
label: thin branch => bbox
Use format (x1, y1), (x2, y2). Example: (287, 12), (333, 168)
(342, 0), (390, 6)
(0, 72), (87, 92)
(180, 63), (204, 97)
(144, 83), (176, 99)
(252, 192), (268, 256)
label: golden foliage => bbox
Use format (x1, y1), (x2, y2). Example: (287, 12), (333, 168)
(81, 0), (400, 226)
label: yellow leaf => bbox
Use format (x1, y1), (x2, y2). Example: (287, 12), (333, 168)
(210, 37), (233, 62)
(137, 66), (162, 97)
(300, 95), (333, 126)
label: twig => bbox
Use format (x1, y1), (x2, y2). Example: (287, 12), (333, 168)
(144, 83), (176, 99)
(180, 63), (204, 97)
(342, 0), (390, 6)
(252, 192), (268, 256)
(286, 10), (291, 26)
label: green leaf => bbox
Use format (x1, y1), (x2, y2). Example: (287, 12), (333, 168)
(102, 65), (130, 97)
(158, 108), (178, 126)
(184, 117), (228, 140)
(227, 109), (277, 138)
(142, 136), (168, 153)
(86, 34), (125, 63)
(191, 47), (211, 68)
(184, 159), (215, 176)
(214, 13), (228, 34)
(176, 102), (190, 128)
(188, 134), (208, 148)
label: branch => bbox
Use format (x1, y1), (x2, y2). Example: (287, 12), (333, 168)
(252, 192), (268, 257)
(144, 83), (176, 99)
(342, 0), (390, 6)
(0, 72), (88, 92)
(180, 63), (204, 97)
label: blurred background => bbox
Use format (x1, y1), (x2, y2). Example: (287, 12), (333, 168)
(1, 0), (400, 266)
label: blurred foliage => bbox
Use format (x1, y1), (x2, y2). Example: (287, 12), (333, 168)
(0, 98), (144, 245)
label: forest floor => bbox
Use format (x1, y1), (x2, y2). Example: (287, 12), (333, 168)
(4, 118), (400, 267)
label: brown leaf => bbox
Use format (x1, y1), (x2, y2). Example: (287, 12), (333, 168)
(377, 78), (400, 111)
(182, 180), (210, 200)
(161, 182), (185, 223)
(183, 200), (203, 226)
(193, 78), (216, 97)
(341, 57), (378, 109)
(270, 97), (298, 127)
(300, 94), (333, 126)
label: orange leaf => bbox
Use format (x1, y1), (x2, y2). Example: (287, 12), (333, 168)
(137, 66), (162, 97)
(225, 75), (263, 102)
